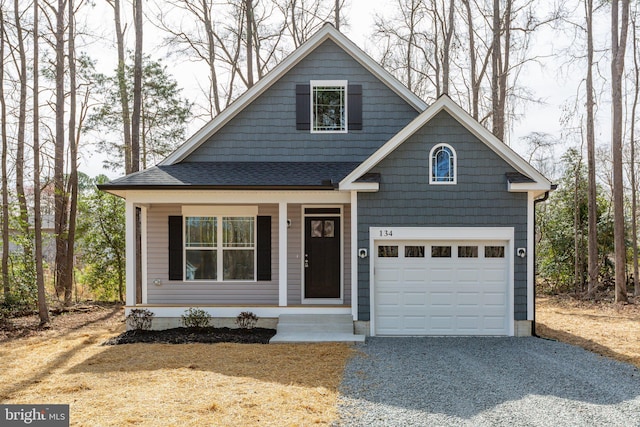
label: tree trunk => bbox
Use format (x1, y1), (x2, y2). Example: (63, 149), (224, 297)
(442, 0), (455, 95)
(201, 0), (221, 116)
(33, 0), (50, 323)
(611, 0), (630, 303)
(631, 15), (640, 298)
(586, 0), (599, 297)
(65, 0), (78, 307)
(14, 0), (29, 241)
(335, 0), (340, 30)
(132, 0), (143, 304)
(54, 0), (68, 301)
(113, 0), (133, 174)
(0, 7), (10, 301)
(574, 156), (582, 294)
(131, 0), (142, 173)
(491, 0), (502, 139)
(462, 0), (479, 120)
(246, 0), (254, 88)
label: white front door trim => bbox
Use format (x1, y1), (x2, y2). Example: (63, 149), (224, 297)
(369, 227), (515, 336)
(301, 205), (344, 304)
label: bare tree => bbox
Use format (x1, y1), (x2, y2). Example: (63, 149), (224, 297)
(630, 11), (640, 298)
(132, 0), (142, 173)
(51, 0), (68, 301)
(611, 0), (630, 303)
(109, 0), (133, 174)
(585, 0), (599, 297)
(33, 0), (50, 323)
(0, 5), (9, 300)
(246, 0), (254, 88)
(64, 0), (78, 306)
(13, 0), (29, 239)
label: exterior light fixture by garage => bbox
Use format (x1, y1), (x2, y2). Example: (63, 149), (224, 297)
(358, 248), (368, 259)
(517, 248), (526, 258)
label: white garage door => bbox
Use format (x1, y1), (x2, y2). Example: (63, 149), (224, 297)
(374, 240), (510, 336)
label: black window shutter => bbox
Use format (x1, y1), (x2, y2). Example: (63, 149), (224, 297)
(168, 216), (183, 281)
(296, 84), (311, 130)
(257, 216), (272, 281)
(348, 84), (363, 130)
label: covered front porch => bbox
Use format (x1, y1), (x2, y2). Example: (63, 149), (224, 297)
(120, 188), (362, 335)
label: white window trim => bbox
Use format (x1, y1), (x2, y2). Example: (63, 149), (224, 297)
(429, 143), (457, 185)
(182, 206), (258, 283)
(310, 80), (348, 134)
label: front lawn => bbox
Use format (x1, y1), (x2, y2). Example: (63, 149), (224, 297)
(0, 306), (352, 426)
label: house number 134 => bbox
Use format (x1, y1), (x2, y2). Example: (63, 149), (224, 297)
(379, 230), (393, 237)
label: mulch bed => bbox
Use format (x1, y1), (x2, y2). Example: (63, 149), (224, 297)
(104, 327), (276, 345)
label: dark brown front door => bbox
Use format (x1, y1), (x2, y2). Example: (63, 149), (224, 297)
(304, 217), (341, 299)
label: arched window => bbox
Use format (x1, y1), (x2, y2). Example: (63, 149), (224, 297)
(429, 144), (456, 184)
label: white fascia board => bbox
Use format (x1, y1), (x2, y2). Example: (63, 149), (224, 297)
(341, 96), (553, 191)
(508, 182), (553, 193)
(339, 182), (379, 192)
(123, 189), (351, 205)
(161, 24), (426, 166)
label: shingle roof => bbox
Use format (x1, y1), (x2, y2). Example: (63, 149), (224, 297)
(99, 162), (362, 190)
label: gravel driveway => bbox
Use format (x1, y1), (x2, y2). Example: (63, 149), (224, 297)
(336, 337), (640, 426)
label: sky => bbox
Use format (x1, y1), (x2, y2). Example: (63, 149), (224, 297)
(85, 0), (590, 178)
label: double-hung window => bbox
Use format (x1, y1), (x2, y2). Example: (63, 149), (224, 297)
(311, 80), (347, 133)
(182, 207), (256, 282)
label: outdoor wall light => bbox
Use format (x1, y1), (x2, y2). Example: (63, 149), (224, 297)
(358, 248), (368, 259)
(516, 248), (526, 258)
(287, 219), (292, 228)
(153, 279), (162, 286)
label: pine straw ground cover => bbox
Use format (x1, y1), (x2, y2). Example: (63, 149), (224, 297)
(536, 295), (640, 369)
(0, 306), (352, 426)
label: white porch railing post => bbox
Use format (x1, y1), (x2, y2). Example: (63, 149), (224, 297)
(125, 200), (136, 307)
(351, 191), (358, 320)
(279, 202), (288, 306)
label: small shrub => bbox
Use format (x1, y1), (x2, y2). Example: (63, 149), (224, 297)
(236, 311), (259, 329)
(126, 309), (154, 330)
(181, 308), (212, 328)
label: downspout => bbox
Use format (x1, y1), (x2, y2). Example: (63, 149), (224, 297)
(532, 188), (553, 337)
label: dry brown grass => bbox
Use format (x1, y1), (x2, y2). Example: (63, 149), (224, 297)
(536, 296), (640, 369)
(0, 309), (353, 426)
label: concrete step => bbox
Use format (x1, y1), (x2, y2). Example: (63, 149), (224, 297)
(270, 314), (366, 343)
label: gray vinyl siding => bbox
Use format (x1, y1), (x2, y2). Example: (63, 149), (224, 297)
(186, 40), (419, 163)
(146, 204), (279, 305)
(357, 111), (529, 321)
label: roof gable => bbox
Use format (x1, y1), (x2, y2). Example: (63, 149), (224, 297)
(340, 95), (553, 195)
(161, 24), (427, 166)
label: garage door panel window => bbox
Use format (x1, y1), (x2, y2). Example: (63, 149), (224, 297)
(405, 246), (425, 257)
(431, 246), (452, 257)
(485, 246), (505, 258)
(379, 246), (399, 257)
(458, 246), (479, 258)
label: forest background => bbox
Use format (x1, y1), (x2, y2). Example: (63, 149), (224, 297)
(0, 0), (637, 325)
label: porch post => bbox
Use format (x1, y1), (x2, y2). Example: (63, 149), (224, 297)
(125, 200), (136, 307)
(140, 206), (148, 304)
(351, 191), (358, 320)
(279, 202), (288, 306)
